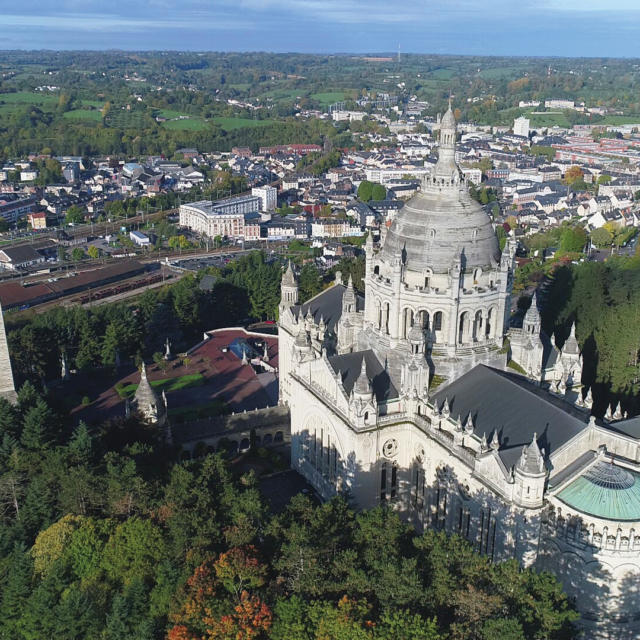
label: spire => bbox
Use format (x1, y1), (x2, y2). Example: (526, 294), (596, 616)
(354, 356), (371, 396)
(464, 414), (474, 434)
(613, 402), (623, 421)
(433, 99), (459, 182)
(342, 273), (357, 313)
(441, 397), (450, 417)
(605, 404), (613, 422)
(241, 347), (248, 365)
(563, 322), (580, 356)
(584, 387), (593, 409)
(524, 292), (541, 328)
(132, 361), (165, 425)
(480, 432), (488, 452)
(490, 430), (499, 450)
(262, 341), (270, 362)
(0, 300), (16, 404)
(282, 260), (296, 286)
(518, 433), (545, 474)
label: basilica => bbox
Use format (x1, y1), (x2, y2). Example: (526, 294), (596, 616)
(279, 104), (640, 638)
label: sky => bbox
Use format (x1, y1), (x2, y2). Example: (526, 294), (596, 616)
(2, 0), (640, 57)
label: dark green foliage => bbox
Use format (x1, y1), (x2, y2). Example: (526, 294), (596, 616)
(542, 257), (640, 411)
(0, 368), (578, 640)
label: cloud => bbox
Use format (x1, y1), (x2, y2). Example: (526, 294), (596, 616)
(1, 12), (252, 32)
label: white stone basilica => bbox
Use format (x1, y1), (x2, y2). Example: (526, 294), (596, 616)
(279, 105), (640, 638)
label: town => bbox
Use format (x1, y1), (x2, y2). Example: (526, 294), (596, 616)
(2, 45), (640, 640)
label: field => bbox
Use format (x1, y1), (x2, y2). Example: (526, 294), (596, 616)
(63, 109), (103, 122)
(104, 110), (149, 129)
(0, 91), (58, 106)
(310, 91), (349, 105)
(428, 68), (455, 80)
(211, 116), (274, 130)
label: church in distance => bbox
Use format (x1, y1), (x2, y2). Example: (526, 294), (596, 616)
(279, 104), (640, 638)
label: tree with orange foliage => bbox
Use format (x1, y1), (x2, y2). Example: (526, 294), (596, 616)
(205, 591), (272, 640)
(169, 558), (219, 637)
(167, 624), (198, 640)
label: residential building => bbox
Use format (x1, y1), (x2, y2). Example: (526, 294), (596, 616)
(252, 185), (278, 212)
(513, 116), (530, 138)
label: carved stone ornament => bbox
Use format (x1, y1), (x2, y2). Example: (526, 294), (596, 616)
(382, 438), (399, 459)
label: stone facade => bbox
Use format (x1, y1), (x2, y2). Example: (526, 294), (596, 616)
(279, 105), (640, 637)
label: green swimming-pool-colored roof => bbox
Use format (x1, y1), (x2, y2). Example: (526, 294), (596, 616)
(557, 460), (640, 521)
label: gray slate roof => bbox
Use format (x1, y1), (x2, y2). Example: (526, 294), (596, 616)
(604, 417), (640, 440)
(431, 365), (588, 470)
(292, 284), (364, 333)
(329, 349), (398, 403)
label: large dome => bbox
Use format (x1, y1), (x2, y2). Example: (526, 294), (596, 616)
(380, 186), (501, 273)
(380, 104), (500, 274)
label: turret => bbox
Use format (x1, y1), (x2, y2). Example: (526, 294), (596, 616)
(348, 356), (377, 428)
(514, 433), (546, 508)
(523, 292), (541, 336)
(280, 261), (298, 312)
(131, 362), (167, 427)
(342, 274), (357, 315)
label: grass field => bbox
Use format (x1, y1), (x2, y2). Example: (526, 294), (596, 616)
(63, 109), (103, 122)
(116, 372), (205, 398)
(155, 108), (191, 119)
(0, 91), (58, 106)
(211, 116), (274, 130)
(81, 99), (105, 108)
(428, 68), (456, 80)
(104, 110), (149, 129)
(311, 91), (349, 105)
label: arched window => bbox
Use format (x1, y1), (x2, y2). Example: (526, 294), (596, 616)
(420, 310), (430, 330)
(374, 265), (380, 275)
(473, 310), (483, 341)
(485, 308), (494, 339)
(458, 311), (469, 344)
(433, 311), (443, 332)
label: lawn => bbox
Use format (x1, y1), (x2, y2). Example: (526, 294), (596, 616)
(63, 109), (103, 122)
(311, 91), (348, 105)
(104, 110), (149, 129)
(81, 99), (105, 108)
(211, 116), (274, 130)
(115, 372), (205, 398)
(0, 91), (58, 106)
(155, 108), (191, 119)
(428, 68), (456, 80)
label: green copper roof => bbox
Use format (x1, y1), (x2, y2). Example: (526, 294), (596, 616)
(557, 460), (640, 521)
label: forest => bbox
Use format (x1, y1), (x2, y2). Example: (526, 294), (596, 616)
(541, 255), (640, 416)
(0, 380), (579, 640)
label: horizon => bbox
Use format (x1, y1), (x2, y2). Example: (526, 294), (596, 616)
(3, 1), (640, 57)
